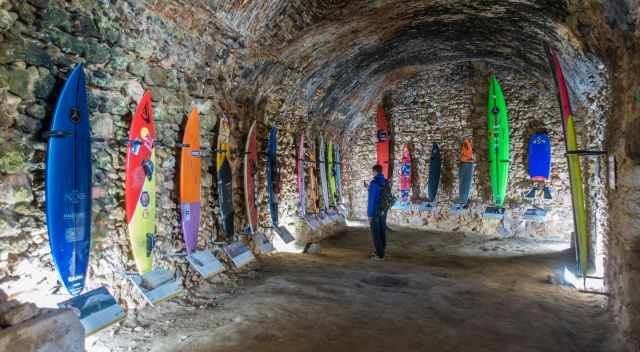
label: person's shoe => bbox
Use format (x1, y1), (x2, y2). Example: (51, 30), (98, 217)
(369, 255), (384, 261)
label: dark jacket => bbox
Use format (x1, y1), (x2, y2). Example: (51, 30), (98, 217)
(367, 173), (387, 218)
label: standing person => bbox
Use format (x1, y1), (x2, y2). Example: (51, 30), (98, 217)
(367, 164), (387, 260)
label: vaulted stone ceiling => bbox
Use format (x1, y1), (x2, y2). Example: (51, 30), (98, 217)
(207, 0), (594, 131)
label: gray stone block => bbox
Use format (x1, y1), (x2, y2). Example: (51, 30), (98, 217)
(0, 309), (84, 352)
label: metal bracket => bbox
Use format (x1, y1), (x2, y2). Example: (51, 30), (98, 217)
(42, 130), (73, 138)
(566, 150), (607, 157)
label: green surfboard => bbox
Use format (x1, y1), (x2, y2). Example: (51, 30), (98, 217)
(487, 75), (510, 209)
(327, 141), (337, 208)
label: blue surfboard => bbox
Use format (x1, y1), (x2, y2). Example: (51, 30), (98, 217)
(528, 133), (551, 181)
(266, 127), (279, 225)
(45, 64), (91, 296)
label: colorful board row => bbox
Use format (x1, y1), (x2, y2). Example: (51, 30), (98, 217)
(377, 47), (589, 275)
(296, 134), (345, 217)
(379, 77), (554, 209)
(45, 65), (309, 300)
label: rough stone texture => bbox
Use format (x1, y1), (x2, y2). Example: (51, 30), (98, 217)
(601, 28), (640, 352)
(0, 302), (39, 328)
(0, 0), (638, 350)
(0, 309), (84, 352)
(0, 288), (82, 351)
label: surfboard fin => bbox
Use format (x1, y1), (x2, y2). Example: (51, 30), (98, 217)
(223, 241), (255, 268)
(146, 233), (156, 257)
(126, 269), (184, 306)
(186, 250), (225, 278)
(526, 187), (537, 198)
(57, 286), (125, 336)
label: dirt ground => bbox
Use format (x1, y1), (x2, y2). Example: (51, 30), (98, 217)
(89, 225), (620, 352)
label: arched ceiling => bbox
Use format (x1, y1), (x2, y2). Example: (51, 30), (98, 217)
(209, 0), (606, 133)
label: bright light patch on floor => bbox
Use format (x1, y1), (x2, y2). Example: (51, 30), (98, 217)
(563, 266), (605, 293)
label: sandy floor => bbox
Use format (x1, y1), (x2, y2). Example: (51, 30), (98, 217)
(89, 225), (619, 352)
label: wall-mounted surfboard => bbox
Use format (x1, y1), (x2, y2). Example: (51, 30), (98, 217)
(393, 144), (412, 210)
(46, 63), (91, 296)
(266, 127), (279, 226)
(319, 136), (329, 212)
(528, 133), (551, 181)
(548, 47), (589, 275)
(427, 143), (441, 203)
(458, 138), (474, 206)
(216, 115), (234, 240)
(451, 138), (475, 214)
(297, 134), (306, 217)
(327, 140), (337, 208)
(244, 121), (258, 234)
(125, 90), (156, 274)
(308, 141), (320, 214)
(524, 133), (553, 220)
(179, 108), (201, 255)
(125, 91), (183, 304)
(47, 64), (126, 334)
(376, 105), (390, 179)
(335, 145), (343, 205)
(419, 143), (441, 212)
(400, 144), (412, 203)
(486, 75), (510, 216)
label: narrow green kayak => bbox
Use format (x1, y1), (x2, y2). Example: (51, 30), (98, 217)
(487, 75), (510, 208)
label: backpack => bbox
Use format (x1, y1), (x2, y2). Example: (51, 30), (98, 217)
(377, 182), (396, 215)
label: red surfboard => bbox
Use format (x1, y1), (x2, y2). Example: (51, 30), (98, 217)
(125, 91), (156, 274)
(376, 105), (390, 179)
(244, 121), (258, 234)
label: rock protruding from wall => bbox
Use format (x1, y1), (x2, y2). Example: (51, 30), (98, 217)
(0, 289), (84, 352)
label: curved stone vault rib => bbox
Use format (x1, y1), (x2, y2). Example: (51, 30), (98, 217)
(210, 0), (609, 134)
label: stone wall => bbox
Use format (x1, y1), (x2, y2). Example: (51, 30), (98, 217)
(344, 62), (608, 245)
(603, 37), (640, 352)
(0, 0), (326, 311)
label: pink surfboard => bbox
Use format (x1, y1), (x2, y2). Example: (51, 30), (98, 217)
(399, 144), (412, 202)
(297, 134), (305, 216)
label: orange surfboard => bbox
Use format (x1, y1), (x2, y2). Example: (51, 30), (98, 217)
(179, 108), (201, 255)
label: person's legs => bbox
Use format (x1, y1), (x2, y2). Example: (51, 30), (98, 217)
(379, 215), (387, 256)
(383, 209), (393, 232)
(370, 216), (384, 258)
